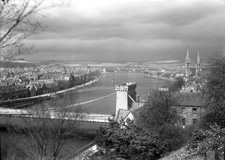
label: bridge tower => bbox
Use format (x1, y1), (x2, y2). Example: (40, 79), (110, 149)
(115, 82), (137, 117)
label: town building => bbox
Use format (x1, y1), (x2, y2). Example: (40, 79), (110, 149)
(171, 92), (205, 127)
(115, 82), (205, 127)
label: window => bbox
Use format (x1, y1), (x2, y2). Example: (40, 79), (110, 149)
(182, 118), (185, 126)
(192, 108), (197, 114)
(182, 107), (185, 113)
(193, 119), (197, 125)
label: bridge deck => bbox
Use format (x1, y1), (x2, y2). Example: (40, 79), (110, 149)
(0, 107), (112, 123)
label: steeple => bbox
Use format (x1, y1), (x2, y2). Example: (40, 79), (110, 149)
(185, 47), (191, 64)
(185, 46), (191, 81)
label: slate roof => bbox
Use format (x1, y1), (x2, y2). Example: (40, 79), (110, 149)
(171, 92), (205, 107)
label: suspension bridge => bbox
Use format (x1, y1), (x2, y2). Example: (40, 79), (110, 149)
(0, 82), (144, 130)
(0, 92), (117, 124)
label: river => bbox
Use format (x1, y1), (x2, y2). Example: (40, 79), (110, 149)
(70, 72), (171, 115)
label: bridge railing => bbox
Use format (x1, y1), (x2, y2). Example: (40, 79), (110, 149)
(0, 107), (113, 123)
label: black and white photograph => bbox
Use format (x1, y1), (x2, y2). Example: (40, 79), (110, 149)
(0, 0), (225, 159)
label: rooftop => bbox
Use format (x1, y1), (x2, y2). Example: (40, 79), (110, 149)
(171, 92), (205, 107)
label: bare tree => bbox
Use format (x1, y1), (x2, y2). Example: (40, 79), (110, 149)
(5, 94), (86, 160)
(0, 0), (70, 59)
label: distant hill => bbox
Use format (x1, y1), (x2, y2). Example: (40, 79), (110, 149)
(11, 59), (30, 63)
(152, 60), (182, 64)
(0, 61), (38, 68)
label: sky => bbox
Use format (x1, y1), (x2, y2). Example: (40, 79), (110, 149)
(23, 0), (225, 62)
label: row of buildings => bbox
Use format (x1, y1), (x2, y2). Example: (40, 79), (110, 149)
(0, 71), (91, 100)
(0, 61), (99, 101)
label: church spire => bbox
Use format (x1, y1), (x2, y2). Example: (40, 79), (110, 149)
(185, 46), (190, 64)
(185, 46), (191, 81)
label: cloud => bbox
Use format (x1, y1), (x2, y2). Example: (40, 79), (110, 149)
(143, 0), (225, 26)
(24, 0), (225, 62)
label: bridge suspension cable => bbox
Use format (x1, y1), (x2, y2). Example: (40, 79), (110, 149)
(73, 92), (116, 106)
(51, 92), (116, 111)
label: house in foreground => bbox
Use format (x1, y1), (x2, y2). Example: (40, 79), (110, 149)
(115, 83), (206, 127)
(172, 92), (205, 127)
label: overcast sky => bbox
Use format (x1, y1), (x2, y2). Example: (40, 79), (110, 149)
(24, 0), (225, 62)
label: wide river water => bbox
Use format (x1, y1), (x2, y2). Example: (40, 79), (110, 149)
(70, 72), (170, 115)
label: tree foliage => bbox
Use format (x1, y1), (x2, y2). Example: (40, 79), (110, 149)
(95, 91), (189, 159)
(136, 91), (187, 152)
(169, 76), (185, 91)
(174, 124), (225, 160)
(95, 119), (164, 160)
(136, 90), (195, 156)
(138, 91), (179, 129)
(203, 56), (225, 107)
(199, 56), (225, 158)
(199, 106), (225, 129)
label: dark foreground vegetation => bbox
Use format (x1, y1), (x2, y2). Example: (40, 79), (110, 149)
(93, 91), (194, 160)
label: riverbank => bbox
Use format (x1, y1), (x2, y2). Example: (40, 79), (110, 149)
(54, 77), (99, 95)
(144, 74), (175, 82)
(0, 77), (99, 107)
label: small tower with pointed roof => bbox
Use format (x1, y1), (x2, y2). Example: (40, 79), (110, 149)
(185, 47), (191, 80)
